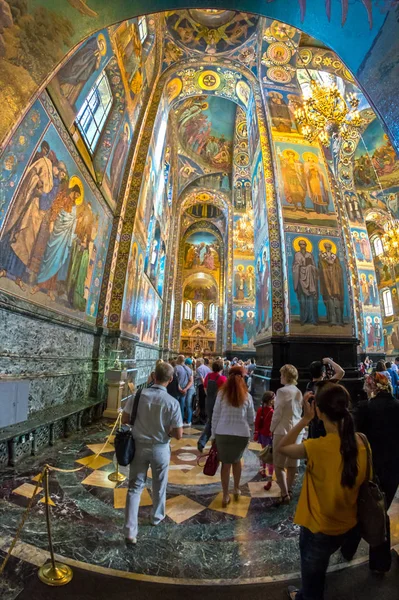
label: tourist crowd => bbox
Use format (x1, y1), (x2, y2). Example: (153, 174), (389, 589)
(122, 354), (399, 600)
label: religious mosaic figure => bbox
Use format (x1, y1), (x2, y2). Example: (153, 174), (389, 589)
(0, 155), (69, 290)
(374, 317), (382, 348)
(256, 248), (270, 332)
(110, 123), (130, 199)
(365, 317), (374, 350)
(368, 274), (379, 307)
(279, 149), (306, 211)
(234, 264), (246, 300)
(303, 153), (330, 214)
(267, 92), (291, 132)
(234, 310), (245, 345)
(359, 232), (372, 262)
(244, 310), (256, 345)
(292, 239), (318, 325)
(246, 265), (255, 301)
(318, 241), (345, 326)
(66, 201), (99, 311)
(31, 184), (82, 301)
(57, 34), (106, 108)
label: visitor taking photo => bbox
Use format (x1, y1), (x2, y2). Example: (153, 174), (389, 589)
(278, 382), (368, 600)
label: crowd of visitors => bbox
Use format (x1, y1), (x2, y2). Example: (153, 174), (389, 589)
(121, 352), (399, 600)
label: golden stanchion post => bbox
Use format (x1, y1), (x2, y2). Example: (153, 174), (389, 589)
(38, 466), (73, 586)
(108, 462), (126, 483)
(108, 412), (126, 483)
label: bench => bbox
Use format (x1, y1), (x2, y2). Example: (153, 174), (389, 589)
(0, 398), (105, 467)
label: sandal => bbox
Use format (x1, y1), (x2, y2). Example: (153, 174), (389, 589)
(233, 489), (241, 501)
(222, 496), (231, 508)
(272, 494), (290, 507)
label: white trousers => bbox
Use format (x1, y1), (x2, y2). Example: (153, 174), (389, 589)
(123, 442), (171, 539)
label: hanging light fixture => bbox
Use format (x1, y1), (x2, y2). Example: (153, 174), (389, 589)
(380, 217), (399, 267)
(294, 78), (363, 146)
(282, 37), (364, 147)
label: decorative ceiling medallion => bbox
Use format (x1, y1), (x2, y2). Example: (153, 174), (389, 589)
(298, 48), (312, 66)
(267, 66), (292, 83)
(236, 120), (248, 138)
(268, 20), (296, 41)
(267, 42), (291, 65)
(234, 152), (249, 167)
(197, 70), (221, 90)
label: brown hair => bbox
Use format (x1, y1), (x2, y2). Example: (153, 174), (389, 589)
(261, 391), (275, 406)
(222, 366), (248, 407)
(212, 359), (224, 373)
(315, 383), (358, 488)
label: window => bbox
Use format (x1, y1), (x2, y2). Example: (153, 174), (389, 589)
(195, 302), (204, 322)
(76, 72), (113, 154)
(184, 301), (192, 320)
(138, 16), (148, 44)
(383, 289), (394, 317)
(209, 303), (215, 321)
(373, 236), (384, 257)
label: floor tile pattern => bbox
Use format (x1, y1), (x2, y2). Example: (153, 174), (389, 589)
(0, 421), (398, 583)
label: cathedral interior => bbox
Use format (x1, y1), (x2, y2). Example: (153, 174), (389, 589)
(1, 1), (399, 598)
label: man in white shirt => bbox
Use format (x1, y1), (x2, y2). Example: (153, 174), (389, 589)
(391, 357), (399, 373)
(122, 362), (183, 545)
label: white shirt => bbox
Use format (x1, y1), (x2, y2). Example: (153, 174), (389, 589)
(270, 384), (303, 436)
(123, 384), (182, 444)
(391, 363), (398, 373)
(211, 391), (255, 438)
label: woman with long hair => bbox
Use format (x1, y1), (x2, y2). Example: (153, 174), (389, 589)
(278, 382), (368, 600)
(211, 366), (255, 507)
(270, 364), (303, 505)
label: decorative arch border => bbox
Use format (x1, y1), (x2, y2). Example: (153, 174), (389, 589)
(172, 220), (225, 353)
(103, 56), (285, 353)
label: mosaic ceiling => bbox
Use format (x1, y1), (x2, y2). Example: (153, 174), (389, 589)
(165, 10), (259, 55)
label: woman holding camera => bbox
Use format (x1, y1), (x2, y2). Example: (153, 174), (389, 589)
(278, 382), (368, 600)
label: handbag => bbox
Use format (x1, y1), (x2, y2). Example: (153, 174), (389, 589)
(197, 442), (219, 476)
(259, 443), (273, 464)
(114, 390), (142, 467)
(357, 432), (387, 547)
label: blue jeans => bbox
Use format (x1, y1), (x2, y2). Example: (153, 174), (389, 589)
(178, 388), (195, 423)
(296, 526), (359, 600)
(124, 442), (170, 539)
(198, 419), (212, 450)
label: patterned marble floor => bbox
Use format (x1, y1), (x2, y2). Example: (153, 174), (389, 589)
(0, 421), (398, 584)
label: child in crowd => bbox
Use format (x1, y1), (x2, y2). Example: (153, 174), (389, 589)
(254, 391), (275, 490)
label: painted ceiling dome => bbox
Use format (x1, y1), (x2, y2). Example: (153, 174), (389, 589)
(165, 10), (259, 55)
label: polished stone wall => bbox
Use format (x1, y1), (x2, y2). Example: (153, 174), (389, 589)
(0, 295), (99, 416)
(0, 292), (160, 421)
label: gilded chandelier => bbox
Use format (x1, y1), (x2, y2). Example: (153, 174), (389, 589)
(380, 218), (399, 268)
(295, 79), (362, 146)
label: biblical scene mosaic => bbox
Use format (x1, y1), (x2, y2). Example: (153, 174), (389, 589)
(0, 96), (111, 322)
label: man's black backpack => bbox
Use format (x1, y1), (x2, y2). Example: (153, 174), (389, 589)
(114, 390), (142, 466)
(205, 375), (220, 418)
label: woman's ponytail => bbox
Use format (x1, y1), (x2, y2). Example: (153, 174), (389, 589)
(315, 382), (358, 489)
(339, 409), (358, 488)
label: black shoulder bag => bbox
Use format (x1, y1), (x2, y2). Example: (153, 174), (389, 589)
(357, 432), (387, 547)
(114, 390), (142, 467)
